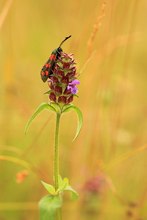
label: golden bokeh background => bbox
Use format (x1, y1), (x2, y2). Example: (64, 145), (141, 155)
(0, 0), (147, 219)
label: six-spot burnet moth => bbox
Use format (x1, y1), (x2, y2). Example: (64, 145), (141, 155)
(40, 35), (71, 82)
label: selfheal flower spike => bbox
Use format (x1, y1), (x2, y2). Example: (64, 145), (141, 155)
(47, 52), (79, 104)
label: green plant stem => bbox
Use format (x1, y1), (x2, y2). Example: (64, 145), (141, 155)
(54, 113), (61, 190)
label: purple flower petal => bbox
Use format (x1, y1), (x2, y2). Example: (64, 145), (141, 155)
(67, 79), (80, 95)
(67, 85), (78, 94)
(71, 87), (78, 94)
(69, 79), (80, 86)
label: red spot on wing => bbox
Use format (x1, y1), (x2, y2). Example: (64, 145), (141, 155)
(45, 71), (49, 76)
(41, 71), (45, 76)
(50, 54), (56, 61)
(45, 63), (51, 68)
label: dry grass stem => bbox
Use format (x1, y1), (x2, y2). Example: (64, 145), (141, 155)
(0, 0), (13, 30)
(87, 0), (107, 58)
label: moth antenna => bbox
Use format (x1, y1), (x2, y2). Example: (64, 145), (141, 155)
(59, 35), (71, 47)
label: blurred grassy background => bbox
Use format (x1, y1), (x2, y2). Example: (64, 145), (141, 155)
(0, 0), (147, 219)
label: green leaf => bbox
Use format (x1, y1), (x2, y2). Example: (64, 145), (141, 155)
(41, 181), (56, 195)
(44, 90), (51, 95)
(39, 195), (62, 220)
(64, 185), (79, 200)
(51, 103), (61, 113)
(57, 176), (69, 193)
(0, 155), (31, 170)
(57, 175), (79, 200)
(58, 175), (63, 186)
(62, 104), (71, 112)
(63, 104), (83, 141)
(25, 103), (56, 134)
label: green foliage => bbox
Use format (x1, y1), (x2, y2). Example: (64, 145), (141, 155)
(63, 185), (79, 200)
(44, 90), (51, 95)
(25, 102), (81, 219)
(25, 103), (83, 141)
(25, 103), (56, 134)
(41, 175), (79, 200)
(39, 195), (62, 220)
(41, 181), (56, 195)
(62, 104), (83, 141)
(57, 175), (79, 200)
(40, 176), (78, 219)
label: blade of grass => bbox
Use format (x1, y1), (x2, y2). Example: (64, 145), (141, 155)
(0, 0), (13, 30)
(0, 155), (31, 170)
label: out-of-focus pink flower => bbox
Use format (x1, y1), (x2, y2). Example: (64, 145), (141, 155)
(83, 175), (106, 194)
